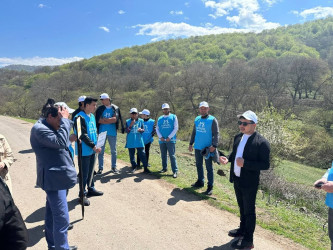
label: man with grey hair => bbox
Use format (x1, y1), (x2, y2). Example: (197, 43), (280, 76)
(220, 110), (270, 249)
(189, 101), (219, 195)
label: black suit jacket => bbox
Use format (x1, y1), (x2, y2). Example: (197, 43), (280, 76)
(228, 131), (270, 187)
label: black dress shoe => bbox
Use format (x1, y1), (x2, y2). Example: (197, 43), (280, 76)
(191, 180), (204, 188)
(69, 245), (78, 250)
(228, 228), (244, 238)
(159, 169), (167, 173)
(96, 169), (103, 175)
(144, 167), (151, 173)
(87, 189), (103, 197)
(68, 223), (73, 230)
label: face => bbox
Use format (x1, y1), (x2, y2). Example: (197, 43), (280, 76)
(131, 113), (138, 119)
(141, 114), (149, 119)
(85, 101), (97, 114)
(238, 118), (256, 135)
(47, 114), (61, 131)
(162, 108), (170, 115)
(101, 98), (111, 106)
(199, 106), (209, 116)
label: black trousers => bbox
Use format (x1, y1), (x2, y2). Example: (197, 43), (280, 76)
(233, 177), (258, 242)
(137, 143), (151, 166)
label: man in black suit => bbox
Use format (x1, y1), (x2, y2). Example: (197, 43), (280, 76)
(220, 110), (270, 249)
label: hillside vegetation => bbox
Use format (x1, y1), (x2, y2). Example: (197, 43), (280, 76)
(1, 17), (333, 169)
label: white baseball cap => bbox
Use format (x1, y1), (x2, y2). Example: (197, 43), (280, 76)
(162, 103), (170, 109)
(140, 109), (150, 115)
(199, 101), (209, 108)
(78, 96), (86, 102)
(100, 93), (110, 100)
(54, 102), (75, 114)
(130, 108), (138, 114)
(238, 110), (258, 124)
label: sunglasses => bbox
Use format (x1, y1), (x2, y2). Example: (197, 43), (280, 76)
(238, 121), (255, 126)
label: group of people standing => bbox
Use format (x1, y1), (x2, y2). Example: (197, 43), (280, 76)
(2, 91), (333, 249)
(28, 92), (273, 250)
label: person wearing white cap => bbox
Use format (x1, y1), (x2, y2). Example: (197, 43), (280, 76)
(125, 108), (150, 173)
(72, 95), (86, 121)
(136, 109), (156, 168)
(189, 101), (219, 195)
(156, 103), (179, 178)
(219, 110), (270, 249)
(95, 93), (120, 174)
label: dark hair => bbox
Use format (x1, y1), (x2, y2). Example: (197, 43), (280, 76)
(84, 97), (98, 107)
(41, 98), (56, 118)
(45, 106), (58, 118)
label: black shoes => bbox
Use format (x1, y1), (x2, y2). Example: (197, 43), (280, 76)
(144, 167), (151, 173)
(191, 180), (204, 188)
(68, 223), (73, 230)
(78, 196), (90, 206)
(87, 189), (104, 197)
(205, 185), (213, 195)
(69, 246), (78, 250)
(111, 167), (120, 174)
(173, 172), (178, 178)
(159, 169), (167, 173)
(96, 169), (103, 175)
(131, 167), (137, 173)
(228, 228), (244, 238)
(230, 239), (254, 249)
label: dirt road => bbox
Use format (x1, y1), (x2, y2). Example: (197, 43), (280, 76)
(0, 115), (306, 250)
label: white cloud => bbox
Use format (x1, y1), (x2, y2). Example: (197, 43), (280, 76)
(261, 0), (279, 7)
(0, 57), (84, 67)
(202, 0), (280, 30)
(99, 26), (110, 32)
(170, 10), (183, 15)
(293, 6), (333, 19)
(38, 4), (46, 8)
(185, 2), (190, 7)
(133, 22), (250, 41)
(118, 10), (125, 15)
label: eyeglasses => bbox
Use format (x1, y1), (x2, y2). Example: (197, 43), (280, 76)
(238, 121), (255, 126)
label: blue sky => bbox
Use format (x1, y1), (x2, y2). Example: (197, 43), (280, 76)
(0, 0), (333, 67)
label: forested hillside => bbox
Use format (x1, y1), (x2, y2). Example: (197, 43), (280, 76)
(1, 17), (333, 167)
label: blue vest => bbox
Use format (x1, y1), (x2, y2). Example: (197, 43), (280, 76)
(143, 119), (155, 145)
(157, 114), (177, 144)
(193, 115), (214, 150)
(326, 167), (333, 208)
(99, 107), (117, 136)
(125, 118), (145, 148)
(75, 111), (97, 156)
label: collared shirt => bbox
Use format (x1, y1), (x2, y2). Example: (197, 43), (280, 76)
(234, 134), (251, 177)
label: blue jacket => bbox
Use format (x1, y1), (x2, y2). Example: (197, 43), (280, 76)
(30, 118), (77, 191)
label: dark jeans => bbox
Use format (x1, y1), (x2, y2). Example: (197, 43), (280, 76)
(137, 143), (151, 166)
(195, 149), (214, 186)
(81, 154), (96, 195)
(329, 208), (333, 250)
(128, 148), (148, 168)
(233, 177), (258, 242)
